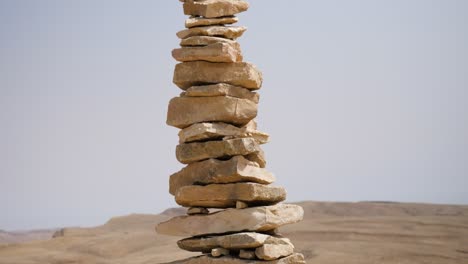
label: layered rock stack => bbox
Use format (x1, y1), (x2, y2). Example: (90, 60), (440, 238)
(156, 1), (305, 263)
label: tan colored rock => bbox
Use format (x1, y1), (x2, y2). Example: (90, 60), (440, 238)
(177, 26), (246, 40)
(211, 248), (230, 257)
(172, 43), (242, 63)
(175, 183), (286, 208)
(167, 96), (257, 129)
(183, 0), (249, 18)
(186, 16), (238, 28)
(173, 61), (263, 90)
(187, 207), (210, 215)
(255, 244), (294, 261)
(169, 156), (275, 195)
(156, 203), (304, 237)
(239, 250), (256, 260)
(236, 201), (248, 209)
(255, 238), (295, 261)
(245, 149), (266, 168)
(178, 232), (268, 252)
(176, 138), (261, 164)
(178, 232), (290, 252)
(243, 119), (257, 130)
(182, 84), (258, 103)
(180, 36), (240, 49)
(178, 122), (268, 144)
(166, 253), (306, 264)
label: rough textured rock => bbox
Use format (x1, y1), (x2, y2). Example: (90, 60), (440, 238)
(187, 207), (210, 215)
(165, 253), (306, 264)
(182, 84), (258, 103)
(173, 61), (263, 90)
(186, 16), (238, 28)
(239, 250), (257, 260)
(178, 232), (286, 252)
(167, 96), (257, 129)
(211, 248), (230, 257)
(156, 204), (304, 237)
(236, 201), (248, 209)
(175, 138), (261, 164)
(169, 156), (275, 195)
(245, 149), (266, 168)
(183, 0), (249, 18)
(178, 122), (268, 144)
(177, 26), (247, 40)
(255, 243), (294, 261)
(255, 238), (295, 261)
(243, 119), (257, 130)
(173, 43), (242, 63)
(175, 183), (286, 208)
(180, 36), (240, 49)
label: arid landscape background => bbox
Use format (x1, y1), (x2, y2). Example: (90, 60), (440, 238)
(1, 201), (467, 264)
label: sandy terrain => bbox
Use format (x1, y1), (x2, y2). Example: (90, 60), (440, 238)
(0, 201), (467, 264)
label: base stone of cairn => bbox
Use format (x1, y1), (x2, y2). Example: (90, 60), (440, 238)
(157, 0), (306, 263)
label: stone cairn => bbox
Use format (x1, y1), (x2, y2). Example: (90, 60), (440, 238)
(156, 1), (306, 263)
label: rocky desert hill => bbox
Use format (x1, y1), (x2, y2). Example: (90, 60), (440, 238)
(0, 229), (58, 245)
(0, 201), (467, 264)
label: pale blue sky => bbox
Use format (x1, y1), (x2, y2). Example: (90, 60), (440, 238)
(1, 0), (467, 230)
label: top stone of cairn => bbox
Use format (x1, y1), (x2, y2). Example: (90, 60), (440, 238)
(182, 0), (250, 19)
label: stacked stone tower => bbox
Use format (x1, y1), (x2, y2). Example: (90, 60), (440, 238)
(156, 1), (305, 263)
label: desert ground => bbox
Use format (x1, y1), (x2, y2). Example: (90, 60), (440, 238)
(0, 201), (467, 264)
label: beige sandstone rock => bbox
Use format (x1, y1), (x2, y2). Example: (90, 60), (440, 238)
(186, 16), (238, 28)
(245, 149), (266, 168)
(255, 237), (295, 261)
(180, 36), (240, 49)
(176, 138), (261, 164)
(173, 61), (263, 90)
(178, 232), (290, 252)
(175, 183), (286, 208)
(187, 207), (210, 215)
(177, 26), (247, 40)
(172, 42), (242, 63)
(178, 122), (268, 144)
(183, 0), (249, 18)
(169, 156), (275, 195)
(156, 203), (304, 237)
(236, 201), (248, 209)
(166, 253), (306, 264)
(211, 248), (230, 257)
(167, 96), (257, 129)
(242, 119), (257, 130)
(182, 84), (258, 103)
(239, 250), (256, 260)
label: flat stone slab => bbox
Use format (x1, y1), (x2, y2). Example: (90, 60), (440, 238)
(170, 156), (275, 195)
(177, 26), (247, 40)
(180, 36), (240, 49)
(178, 122), (268, 144)
(173, 42), (242, 63)
(186, 16), (238, 28)
(183, 0), (249, 19)
(182, 84), (258, 103)
(173, 61), (263, 90)
(163, 253), (306, 264)
(178, 232), (290, 252)
(176, 137), (261, 164)
(167, 96), (257, 129)
(175, 183), (286, 208)
(156, 203), (304, 237)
